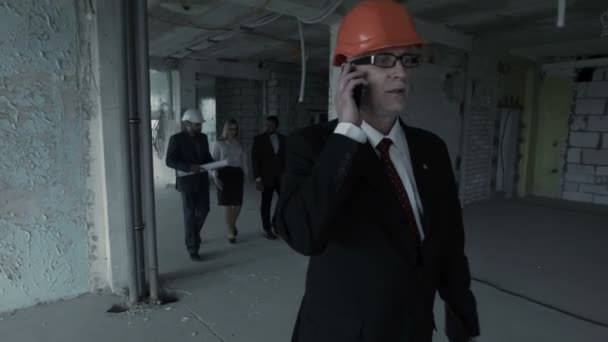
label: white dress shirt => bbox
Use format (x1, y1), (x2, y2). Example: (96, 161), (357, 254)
(334, 121), (425, 240)
(270, 133), (279, 154)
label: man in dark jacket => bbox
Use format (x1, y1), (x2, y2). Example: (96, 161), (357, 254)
(273, 1), (479, 341)
(166, 108), (214, 261)
(251, 116), (286, 239)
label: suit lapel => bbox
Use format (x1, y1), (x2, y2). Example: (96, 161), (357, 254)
(401, 123), (433, 238)
(322, 120), (425, 263)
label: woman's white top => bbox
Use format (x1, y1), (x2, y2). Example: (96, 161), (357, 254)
(211, 139), (248, 179)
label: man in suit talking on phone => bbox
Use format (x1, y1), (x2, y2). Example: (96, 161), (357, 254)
(273, 1), (480, 341)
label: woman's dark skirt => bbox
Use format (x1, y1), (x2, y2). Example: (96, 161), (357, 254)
(216, 166), (244, 206)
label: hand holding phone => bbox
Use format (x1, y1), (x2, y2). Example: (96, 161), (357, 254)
(335, 62), (367, 126)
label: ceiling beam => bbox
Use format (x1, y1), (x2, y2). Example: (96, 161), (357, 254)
(478, 20), (602, 50)
(179, 57), (271, 80)
(414, 18), (472, 50)
(219, 0), (343, 23)
(542, 57), (608, 71)
(221, 0), (472, 50)
(510, 37), (608, 60)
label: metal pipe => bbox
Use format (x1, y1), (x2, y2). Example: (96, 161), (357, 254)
(125, 0), (147, 297)
(134, 0), (160, 302)
(118, 0), (140, 305)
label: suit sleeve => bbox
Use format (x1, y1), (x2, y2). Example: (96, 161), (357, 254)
(436, 140), (480, 339)
(273, 131), (363, 256)
(165, 135), (190, 172)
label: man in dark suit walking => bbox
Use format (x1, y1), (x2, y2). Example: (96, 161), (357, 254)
(166, 108), (214, 261)
(251, 116), (286, 239)
(273, 1), (480, 341)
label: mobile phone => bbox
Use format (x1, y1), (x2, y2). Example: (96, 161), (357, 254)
(353, 84), (363, 108)
(346, 63), (365, 108)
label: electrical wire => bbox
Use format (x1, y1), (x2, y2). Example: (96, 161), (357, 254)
(297, 0), (344, 24)
(245, 13), (282, 28)
(292, 0), (344, 102)
(499, 109), (512, 193)
(472, 276), (608, 328)
(297, 19), (306, 103)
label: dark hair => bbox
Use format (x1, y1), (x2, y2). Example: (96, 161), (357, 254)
(266, 116), (279, 127)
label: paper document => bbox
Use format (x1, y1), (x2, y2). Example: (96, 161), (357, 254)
(201, 159), (229, 171)
(177, 159), (229, 177)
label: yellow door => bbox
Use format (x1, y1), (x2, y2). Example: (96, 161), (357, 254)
(532, 77), (572, 198)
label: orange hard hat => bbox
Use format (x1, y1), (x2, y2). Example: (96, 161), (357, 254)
(333, 0), (428, 66)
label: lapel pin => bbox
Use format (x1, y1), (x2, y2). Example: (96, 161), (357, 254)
(423, 163), (429, 170)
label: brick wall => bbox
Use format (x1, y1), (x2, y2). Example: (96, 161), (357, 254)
(214, 70), (328, 179)
(460, 48), (499, 204)
(562, 67), (608, 205)
(215, 77), (263, 178)
(266, 70), (329, 134)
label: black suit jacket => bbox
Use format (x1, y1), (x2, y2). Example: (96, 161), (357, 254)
(165, 131), (214, 193)
(273, 119), (479, 342)
(251, 132), (286, 187)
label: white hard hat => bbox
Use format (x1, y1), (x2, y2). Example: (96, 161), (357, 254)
(181, 108), (204, 123)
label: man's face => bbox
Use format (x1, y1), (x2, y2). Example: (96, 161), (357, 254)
(349, 46), (420, 118)
(265, 120), (277, 133)
(184, 121), (202, 135)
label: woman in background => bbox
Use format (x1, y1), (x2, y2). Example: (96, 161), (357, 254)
(212, 119), (248, 243)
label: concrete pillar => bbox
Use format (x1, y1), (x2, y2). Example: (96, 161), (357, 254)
(90, 0), (133, 293)
(328, 20), (340, 121)
(179, 60), (197, 114)
(171, 70), (182, 123)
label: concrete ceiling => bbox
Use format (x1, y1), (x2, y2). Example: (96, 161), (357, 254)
(148, 0), (608, 71)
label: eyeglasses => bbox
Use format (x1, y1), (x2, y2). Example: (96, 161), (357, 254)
(351, 53), (422, 69)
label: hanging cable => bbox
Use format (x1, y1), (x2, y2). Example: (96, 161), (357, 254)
(472, 276), (608, 328)
(245, 13), (282, 28)
(297, 19), (306, 103)
(297, 0), (344, 24)
(293, 0), (344, 103)
(557, 0), (566, 27)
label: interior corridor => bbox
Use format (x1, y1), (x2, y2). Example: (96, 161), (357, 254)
(2, 184), (607, 342)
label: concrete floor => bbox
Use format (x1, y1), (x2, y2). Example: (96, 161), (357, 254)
(1, 183), (607, 342)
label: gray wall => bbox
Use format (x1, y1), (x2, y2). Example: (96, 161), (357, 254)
(215, 78), (264, 180)
(266, 71), (329, 134)
(213, 71), (329, 179)
(0, 0), (94, 311)
(460, 44), (500, 204)
(563, 67), (608, 204)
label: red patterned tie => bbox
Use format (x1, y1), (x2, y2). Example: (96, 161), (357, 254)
(376, 138), (421, 245)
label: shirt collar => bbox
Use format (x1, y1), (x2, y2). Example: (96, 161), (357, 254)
(361, 119), (407, 154)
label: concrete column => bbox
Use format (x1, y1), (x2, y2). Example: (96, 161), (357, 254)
(179, 59), (197, 114)
(171, 70), (182, 123)
(328, 20), (340, 121)
(91, 0), (133, 293)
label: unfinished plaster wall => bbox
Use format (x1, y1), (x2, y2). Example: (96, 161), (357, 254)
(563, 67), (608, 204)
(459, 44), (499, 204)
(0, 0), (96, 311)
(265, 69), (330, 134)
